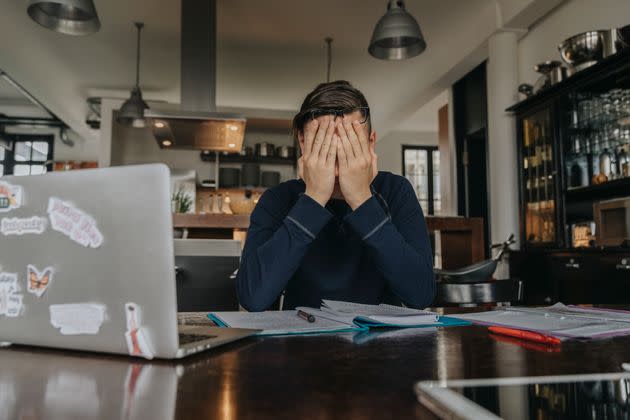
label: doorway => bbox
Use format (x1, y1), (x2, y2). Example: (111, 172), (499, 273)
(463, 128), (490, 251)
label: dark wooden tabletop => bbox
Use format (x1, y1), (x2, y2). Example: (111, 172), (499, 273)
(4, 308), (630, 419)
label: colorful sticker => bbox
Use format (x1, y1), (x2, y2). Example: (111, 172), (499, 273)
(49, 303), (106, 335)
(0, 182), (22, 212)
(26, 265), (53, 298)
(47, 197), (104, 248)
(0, 273), (23, 318)
(124, 302), (154, 359)
(1, 216), (47, 236)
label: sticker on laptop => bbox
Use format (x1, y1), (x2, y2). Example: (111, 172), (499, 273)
(1, 216), (47, 236)
(0, 273), (23, 318)
(26, 265), (53, 298)
(124, 302), (154, 359)
(49, 303), (106, 335)
(0, 182), (23, 212)
(47, 197), (104, 249)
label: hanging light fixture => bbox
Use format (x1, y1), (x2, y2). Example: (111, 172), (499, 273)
(27, 0), (100, 36)
(368, 0), (426, 60)
(117, 22), (149, 128)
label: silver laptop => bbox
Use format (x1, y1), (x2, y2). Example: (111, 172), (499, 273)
(0, 163), (257, 359)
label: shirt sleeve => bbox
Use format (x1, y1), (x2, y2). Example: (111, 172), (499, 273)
(343, 181), (436, 309)
(236, 190), (332, 311)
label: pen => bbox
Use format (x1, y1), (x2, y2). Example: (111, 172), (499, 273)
(297, 309), (316, 323)
(488, 326), (561, 345)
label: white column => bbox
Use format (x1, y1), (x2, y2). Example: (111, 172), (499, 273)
(487, 30), (519, 251)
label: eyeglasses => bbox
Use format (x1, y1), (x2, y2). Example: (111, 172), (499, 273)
(304, 106), (370, 125)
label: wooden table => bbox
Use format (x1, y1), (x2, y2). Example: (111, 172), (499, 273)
(3, 308), (630, 419)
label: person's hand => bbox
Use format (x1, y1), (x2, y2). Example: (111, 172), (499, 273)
(298, 117), (338, 207)
(336, 120), (377, 210)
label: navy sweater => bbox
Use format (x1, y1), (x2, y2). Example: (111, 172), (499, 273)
(236, 171), (436, 311)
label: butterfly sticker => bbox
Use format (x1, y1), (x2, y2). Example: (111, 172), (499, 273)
(27, 265), (53, 298)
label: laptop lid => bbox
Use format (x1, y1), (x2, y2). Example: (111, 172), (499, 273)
(0, 164), (179, 358)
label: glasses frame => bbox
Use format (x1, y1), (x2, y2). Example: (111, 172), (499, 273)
(304, 106), (370, 125)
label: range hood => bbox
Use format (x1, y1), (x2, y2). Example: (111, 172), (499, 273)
(147, 0), (246, 152)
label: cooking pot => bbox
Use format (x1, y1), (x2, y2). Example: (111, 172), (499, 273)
(276, 146), (296, 159)
(255, 142), (275, 157)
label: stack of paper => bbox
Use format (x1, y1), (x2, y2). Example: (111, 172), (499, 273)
(452, 303), (630, 339)
(209, 299), (469, 336)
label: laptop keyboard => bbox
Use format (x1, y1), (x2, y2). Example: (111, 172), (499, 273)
(178, 333), (217, 345)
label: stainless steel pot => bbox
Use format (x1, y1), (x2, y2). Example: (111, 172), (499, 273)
(276, 146), (296, 159)
(239, 146), (253, 156)
(255, 142), (275, 157)
(558, 30), (617, 72)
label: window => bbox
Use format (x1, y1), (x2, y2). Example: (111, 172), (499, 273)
(0, 134), (54, 176)
(402, 145), (441, 215)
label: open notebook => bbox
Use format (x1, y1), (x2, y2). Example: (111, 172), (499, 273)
(208, 300), (469, 336)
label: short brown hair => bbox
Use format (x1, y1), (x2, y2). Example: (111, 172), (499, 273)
(292, 80), (371, 142)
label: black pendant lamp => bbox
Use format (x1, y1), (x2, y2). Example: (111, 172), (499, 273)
(368, 0), (426, 60)
(118, 22), (149, 128)
(27, 0), (100, 36)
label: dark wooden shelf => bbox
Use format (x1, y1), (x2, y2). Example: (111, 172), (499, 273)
(507, 48), (630, 113)
(566, 177), (630, 202)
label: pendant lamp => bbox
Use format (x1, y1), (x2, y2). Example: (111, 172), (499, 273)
(117, 22), (149, 128)
(368, 0), (426, 60)
(27, 0), (100, 36)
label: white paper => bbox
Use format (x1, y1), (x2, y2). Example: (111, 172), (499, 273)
(0, 273), (23, 318)
(26, 265), (53, 297)
(320, 300), (439, 324)
(47, 197), (104, 248)
(454, 305), (630, 339)
(49, 303), (106, 335)
(0, 182), (23, 212)
(124, 303), (154, 359)
(1, 216), (47, 236)
(210, 310), (358, 336)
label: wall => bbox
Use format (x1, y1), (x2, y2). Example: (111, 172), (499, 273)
(376, 131), (438, 175)
(518, 0), (630, 85)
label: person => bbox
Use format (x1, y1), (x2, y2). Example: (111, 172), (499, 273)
(236, 80), (435, 311)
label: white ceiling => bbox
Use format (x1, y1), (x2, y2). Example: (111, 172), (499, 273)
(0, 0), (561, 143)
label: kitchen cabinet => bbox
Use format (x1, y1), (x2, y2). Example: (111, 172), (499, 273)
(511, 249), (630, 305)
(508, 49), (630, 304)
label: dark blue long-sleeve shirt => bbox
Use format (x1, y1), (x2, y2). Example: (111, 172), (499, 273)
(236, 171), (436, 311)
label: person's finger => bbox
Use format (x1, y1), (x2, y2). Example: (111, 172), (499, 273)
(318, 118), (335, 161)
(343, 119), (363, 158)
(336, 122), (355, 160)
(352, 120), (370, 157)
(326, 135), (339, 167)
(336, 135), (349, 169)
(303, 119), (318, 156)
(312, 118), (332, 157)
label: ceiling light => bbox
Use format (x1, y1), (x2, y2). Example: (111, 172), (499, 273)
(27, 0), (100, 35)
(228, 143), (236, 148)
(229, 125), (238, 131)
(368, 0), (426, 60)
(117, 22), (149, 128)
(154, 121), (166, 128)
(162, 140), (173, 147)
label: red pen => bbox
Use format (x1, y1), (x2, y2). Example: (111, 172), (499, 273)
(488, 326), (561, 345)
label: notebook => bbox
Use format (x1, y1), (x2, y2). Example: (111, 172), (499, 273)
(208, 300), (470, 336)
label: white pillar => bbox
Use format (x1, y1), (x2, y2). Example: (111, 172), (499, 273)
(487, 31), (519, 252)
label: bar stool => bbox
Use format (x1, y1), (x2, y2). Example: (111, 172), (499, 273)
(432, 234), (523, 307)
